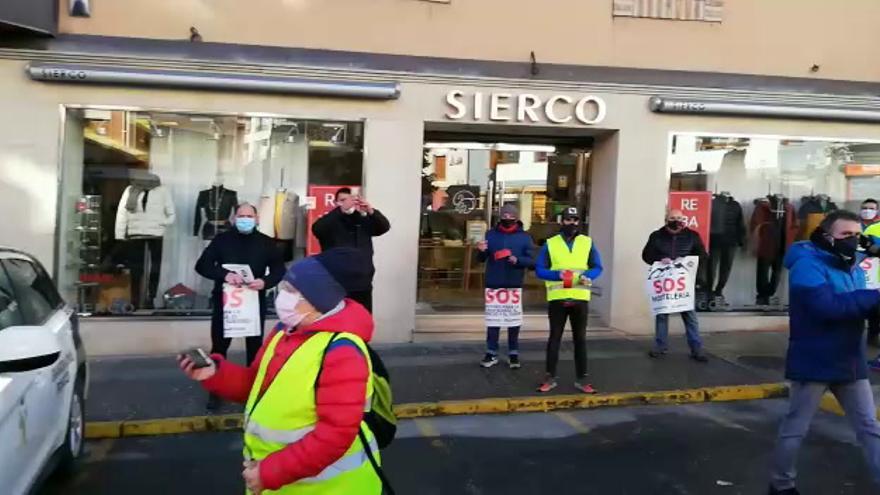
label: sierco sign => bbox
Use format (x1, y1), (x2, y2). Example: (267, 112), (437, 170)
(36, 67), (88, 81)
(445, 90), (606, 125)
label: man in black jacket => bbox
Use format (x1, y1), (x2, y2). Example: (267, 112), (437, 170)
(311, 187), (391, 312)
(195, 202), (285, 370)
(642, 209), (709, 362)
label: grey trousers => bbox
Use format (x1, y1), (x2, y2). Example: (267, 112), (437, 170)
(770, 380), (880, 490)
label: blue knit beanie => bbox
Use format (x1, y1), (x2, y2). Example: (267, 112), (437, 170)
(283, 248), (369, 312)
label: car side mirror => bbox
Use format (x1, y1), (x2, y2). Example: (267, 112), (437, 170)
(0, 326), (62, 373)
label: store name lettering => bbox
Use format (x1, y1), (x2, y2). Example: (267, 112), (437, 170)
(445, 91), (607, 125)
(668, 101), (707, 112)
(40, 68), (88, 81)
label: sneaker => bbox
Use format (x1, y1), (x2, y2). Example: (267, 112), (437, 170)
(574, 381), (597, 394)
(537, 376), (558, 393)
(648, 348), (668, 359)
(508, 355), (521, 369)
(206, 393), (223, 411)
(767, 486), (800, 495)
(480, 354), (499, 368)
(690, 351), (709, 363)
(869, 357), (880, 372)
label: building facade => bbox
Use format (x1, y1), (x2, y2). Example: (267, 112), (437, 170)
(3, 1), (880, 354)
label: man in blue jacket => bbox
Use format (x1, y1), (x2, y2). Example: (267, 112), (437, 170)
(476, 204), (535, 369)
(768, 210), (880, 494)
(535, 207), (603, 394)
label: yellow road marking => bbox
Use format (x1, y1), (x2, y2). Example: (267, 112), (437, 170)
(553, 411), (591, 434)
(84, 382), (791, 439)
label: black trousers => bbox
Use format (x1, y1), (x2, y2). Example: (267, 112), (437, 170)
(709, 243), (736, 295)
(349, 289), (373, 313)
(124, 238), (163, 309)
(756, 255), (784, 300)
(546, 300), (589, 378)
(210, 292), (266, 366)
(869, 311), (880, 342)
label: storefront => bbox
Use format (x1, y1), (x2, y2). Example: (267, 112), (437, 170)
(4, 43), (880, 355)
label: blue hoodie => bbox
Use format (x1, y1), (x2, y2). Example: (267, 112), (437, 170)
(477, 222), (535, 289)
(784, 241), (880, 382)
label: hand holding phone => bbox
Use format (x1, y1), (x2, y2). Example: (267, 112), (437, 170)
(178, 348), (217, 382)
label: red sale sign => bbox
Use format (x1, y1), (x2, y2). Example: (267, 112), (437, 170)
(668, 191), (713, 251)
(306, 185), (361, 255)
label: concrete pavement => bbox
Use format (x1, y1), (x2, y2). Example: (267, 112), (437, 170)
(42, 399), (876, 494)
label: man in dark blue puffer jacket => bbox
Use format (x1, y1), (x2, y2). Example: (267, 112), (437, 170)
(768, 210), (880, 494)
(476, 204), (535, 369)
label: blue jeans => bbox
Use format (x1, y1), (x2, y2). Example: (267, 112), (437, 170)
(654, 310), (702, 352)
(771, 380), (880, 490)
(487, 326), (521, 356)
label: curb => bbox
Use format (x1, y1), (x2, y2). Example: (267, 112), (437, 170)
(84, 382), (789, 440)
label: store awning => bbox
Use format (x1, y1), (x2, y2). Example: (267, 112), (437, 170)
(0, 0), (56, 37)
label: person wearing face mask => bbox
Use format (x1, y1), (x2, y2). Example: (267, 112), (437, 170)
(534, 207), (603, 394)
(641, 209), (709, 362)
(312, 188), (391, 312)
(195, 203), (285, 410)
(767, 210), (880, 494)
(181, 248), (382, 495)
(859, 199), (880, 347)
(476, 204), (535, 369)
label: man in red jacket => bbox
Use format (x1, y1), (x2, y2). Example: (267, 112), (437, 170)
(179, 247), (379, 493)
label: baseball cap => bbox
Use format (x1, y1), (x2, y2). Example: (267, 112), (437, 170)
(561, 207), (580, 220)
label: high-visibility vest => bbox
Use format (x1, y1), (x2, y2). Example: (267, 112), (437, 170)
(243, 331), (380, 495)
(545, 234), (593, 302)
(866, 222), (880, 239)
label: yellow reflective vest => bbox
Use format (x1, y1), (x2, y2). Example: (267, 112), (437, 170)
(243, 331), (380, 494)
(865, 222), (880, 239)
(544, 234), (593, 302)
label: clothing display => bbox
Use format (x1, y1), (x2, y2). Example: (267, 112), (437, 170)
(797, 194), (837, 240)
(193, 185), (238, 240)
(114, 178), (176, 240)
(123, 237), (163, 309)
(256, 190), (300, 241)
(708, 194), (745, 297)
(750, 195), (798, 302)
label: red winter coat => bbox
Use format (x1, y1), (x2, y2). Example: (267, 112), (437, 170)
(749, 198), (799, 261)
(202, 300), (373, 491)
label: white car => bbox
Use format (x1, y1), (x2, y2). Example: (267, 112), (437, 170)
(0, 249), (87, 495)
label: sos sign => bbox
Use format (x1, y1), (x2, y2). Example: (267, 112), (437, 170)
(652, 277), (688, 295)
(485, 288), (522, 305)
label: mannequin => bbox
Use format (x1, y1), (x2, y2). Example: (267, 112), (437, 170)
(115, 171), (176, 310)
(750, 194), (798, 305)
(797, 193), (838, 240)
(708, 192), (745, 302)
(194, 180), (238, 240)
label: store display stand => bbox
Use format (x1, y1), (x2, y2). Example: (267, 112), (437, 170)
(73, 195), (102, 314)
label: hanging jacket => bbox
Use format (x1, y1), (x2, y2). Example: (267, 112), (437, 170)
(114, 184), (176, 239)
(709, 195), (746, 247)
(749, 196), (798, 260)
(476, 222), (535, 289)
(784, 242), (880, 382)
(202, 300), (377, 492)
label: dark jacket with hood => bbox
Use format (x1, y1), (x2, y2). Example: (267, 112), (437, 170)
(477, 221), (535, 289)
(784, 239), (880, 382)
(312, 207), (391, 289)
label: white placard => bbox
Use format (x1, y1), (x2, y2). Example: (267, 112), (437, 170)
(223, 285), (262, 338)
(645, 256), (699, 315)
(222, 264), (255, 284)
(485, 288), (523, 328)
(861, 257), (880, 289)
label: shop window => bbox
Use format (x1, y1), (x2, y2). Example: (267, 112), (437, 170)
(0, 263), (24, 331)
(58, 109), (364, 317)
(613, 0), (723, 22)
(418, 143), (591, 313)
(668, 133), (880, 313)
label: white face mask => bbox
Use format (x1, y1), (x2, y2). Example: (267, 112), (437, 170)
(862, 209), (877, 221)
(274, 290), (308, 328)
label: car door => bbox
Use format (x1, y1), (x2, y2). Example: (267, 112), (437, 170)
(0, 254), (72, 493)
(0, 259), (33, 495)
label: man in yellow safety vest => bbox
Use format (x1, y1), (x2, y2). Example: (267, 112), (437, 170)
(180, 248), (382, 494)
(535, 206), (603, 394)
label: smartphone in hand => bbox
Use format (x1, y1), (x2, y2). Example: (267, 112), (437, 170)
(183, 348), (213, 369)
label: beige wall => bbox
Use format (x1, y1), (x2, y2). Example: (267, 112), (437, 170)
(6, 53), (880, 347)
(59, 0), (880, 82)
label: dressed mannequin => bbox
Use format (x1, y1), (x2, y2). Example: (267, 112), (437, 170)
(115, 171), (176, 309)
(750, 194), (798, 306)
(708, 192), (745, 304)
(194, 180), (238, 240)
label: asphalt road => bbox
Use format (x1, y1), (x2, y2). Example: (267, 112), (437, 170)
(39, 399), (875, 495)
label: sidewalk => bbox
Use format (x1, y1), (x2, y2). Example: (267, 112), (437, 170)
(85, 330), (791, 422)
